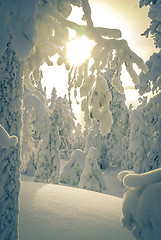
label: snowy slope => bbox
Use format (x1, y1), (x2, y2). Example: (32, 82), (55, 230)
(19, 176), (133, 240)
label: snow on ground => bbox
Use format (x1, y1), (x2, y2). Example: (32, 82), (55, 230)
(19, 175), (133, 240)
(60, 160), (125, 198)
(102, 167), (125, 198)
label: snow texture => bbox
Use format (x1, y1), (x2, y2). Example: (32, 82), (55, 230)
(19, 176), (133, 240)
(0, 0), (38, 59)
(120, 168), (161, 239)
(0, 42), (23, 240)
(0, 124), (18, 148)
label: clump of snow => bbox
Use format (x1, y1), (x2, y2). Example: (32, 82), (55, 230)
(0, 124), (18, 148)
(156, 75), (161, 89)
(119, 168), (161, 239)
(123, 168), (161, 189)
(117, 170), (134, 183)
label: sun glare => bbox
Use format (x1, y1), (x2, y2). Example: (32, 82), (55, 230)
(67, 36), (95, 66)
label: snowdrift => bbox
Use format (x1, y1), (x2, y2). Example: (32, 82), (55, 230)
(19, 176), (132, 240)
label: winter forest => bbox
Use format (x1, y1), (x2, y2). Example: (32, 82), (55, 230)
(0, 0), (161, 239)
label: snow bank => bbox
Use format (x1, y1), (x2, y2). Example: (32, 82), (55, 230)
(119, 168), (161, 239)
(19, 176), (133, 240)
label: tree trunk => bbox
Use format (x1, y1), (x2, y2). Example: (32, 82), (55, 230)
(0, 42), (23, 240)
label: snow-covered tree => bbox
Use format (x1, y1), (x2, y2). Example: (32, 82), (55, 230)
(84, 69), (130, 169)
(49, 87), (57, 109)
(21, 106), (36, 175)
(120, 1), (161, 239)
(60, 149), (86, 186)
(138, 93), (161, 172)
(129, 109), (150, 173)
(0, 42), (23, 240)
(54, 96), (75, 160)
(104, 69), (130, 167)
(72, 123), (85, 151)
(34, 112), (61, 184)
(78, 147), (106, 193)
(84, 123), (108, 169)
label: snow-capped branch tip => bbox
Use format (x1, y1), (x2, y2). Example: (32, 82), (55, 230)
(53, 10), (121, 39)
(122, 168), (161, 189)
(0, 124), (18, 148)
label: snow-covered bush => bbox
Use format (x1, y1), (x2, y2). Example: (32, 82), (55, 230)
(78, 147), (106, 193)
(119, 168), (161, 240)
(60, 149), (87, 186)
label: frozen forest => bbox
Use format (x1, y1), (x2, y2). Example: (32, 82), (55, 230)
(0, 0), (161, 239)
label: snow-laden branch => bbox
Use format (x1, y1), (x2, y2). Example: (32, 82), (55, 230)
(23, 0), (148, 135)
(0, 124), (18, 148)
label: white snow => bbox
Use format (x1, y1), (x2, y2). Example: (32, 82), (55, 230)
(19, 175), (133, 240)
(120, 168), (161, 239)
(0, 124), (18, 148)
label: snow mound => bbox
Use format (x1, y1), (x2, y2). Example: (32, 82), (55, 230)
(19, 176), (133, 240)
(119, 168), (161, 239)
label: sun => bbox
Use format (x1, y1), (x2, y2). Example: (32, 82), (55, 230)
(66, 35), (95, 66)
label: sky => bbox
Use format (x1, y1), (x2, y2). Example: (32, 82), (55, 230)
(42, 0), (157, 115)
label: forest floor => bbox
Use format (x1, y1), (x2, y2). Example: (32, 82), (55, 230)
(19, 167), (133, 240)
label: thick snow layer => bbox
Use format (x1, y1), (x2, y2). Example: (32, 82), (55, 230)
(120, 168), (161, 239)
(19, 176), (133, 240)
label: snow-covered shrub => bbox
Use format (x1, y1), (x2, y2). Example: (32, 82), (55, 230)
(78, 147), (106, 193)
(60, 149), (87, 186)
(119, 168), (161, 240)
